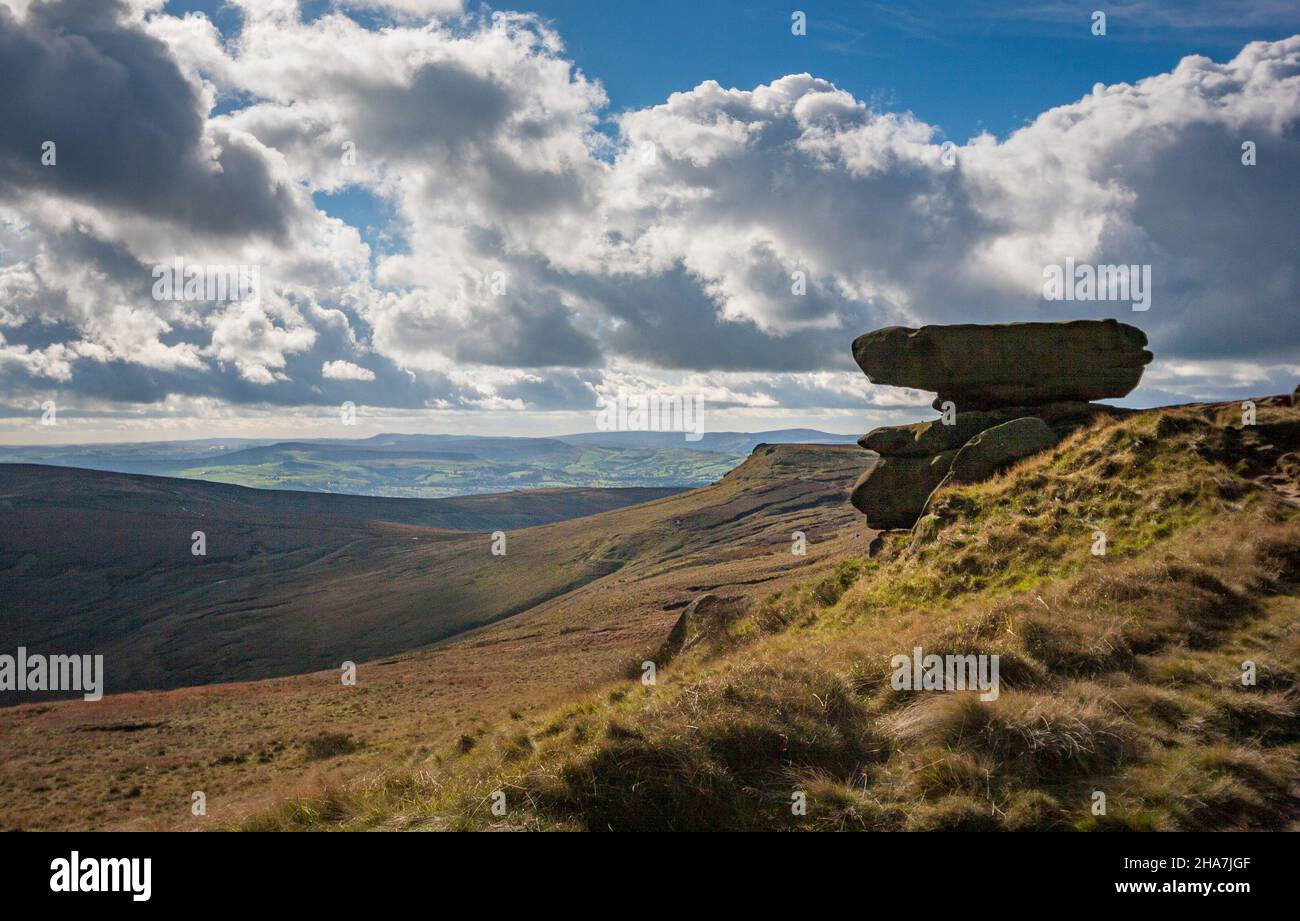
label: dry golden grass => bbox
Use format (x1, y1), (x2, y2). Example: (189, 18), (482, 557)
(229, 398), (1300, 831)
(0, 444), (869, 830)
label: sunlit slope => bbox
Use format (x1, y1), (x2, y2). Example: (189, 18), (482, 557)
(0, 446), (864, 697)
(233, 397), (1300, 832)
(0, 443), (867, 830)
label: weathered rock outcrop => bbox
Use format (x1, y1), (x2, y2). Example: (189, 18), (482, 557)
(857, 401), (1111, 457)
(858, 409), (1017, 457)
(852, 319), (1152, 410)
(848, 320), (1152, 532)
(850, 451), (956, 529)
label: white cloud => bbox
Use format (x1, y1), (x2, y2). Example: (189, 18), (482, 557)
(0, 1), (1297, 437)
(336, 0), (464, 18)
(322, 359), (376, 381)
(207, 300), (318, 384)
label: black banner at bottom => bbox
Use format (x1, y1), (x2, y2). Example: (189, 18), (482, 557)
(1, 831), (1286, 906)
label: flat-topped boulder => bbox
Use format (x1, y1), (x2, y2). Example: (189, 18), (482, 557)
(852, 319), (1152, 410)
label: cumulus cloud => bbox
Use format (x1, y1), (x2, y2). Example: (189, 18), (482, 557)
(337, 0), (463, 19)
(0, 0), (1296, 436)
(322, 359), (376, 381)
(0, 0), (304, 239)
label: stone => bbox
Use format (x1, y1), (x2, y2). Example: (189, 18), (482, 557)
(662, 593), (748, 657)
(968, 400), (1119, 436)
(850, 450), (957, 530)
(947, 417), (1057, 485)
(911, 513), (942, 544)
(860, 408), (1025, 457)
(860, 402), (1116, 458)
(852, 320), (1152, 410)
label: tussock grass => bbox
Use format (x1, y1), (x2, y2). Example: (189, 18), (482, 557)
(236, 402), (1300, 831)
(303, 732), (361, 762)
(884, 689), (1134, 780)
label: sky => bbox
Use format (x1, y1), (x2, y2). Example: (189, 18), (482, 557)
(1, 0), (1298, 444)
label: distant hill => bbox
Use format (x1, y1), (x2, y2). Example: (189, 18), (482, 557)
(169, 440), (740, 496)
(0, 429), (856, 498)
(0, 437), (276, 474)
(0, 463), (682, 532)
(555, 428), (858, 454)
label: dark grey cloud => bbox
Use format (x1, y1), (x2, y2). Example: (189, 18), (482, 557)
(494, 368), (601, 410)
(0, 0), (296, 239)
(1116, 120), (1300, 363)
(353, 61), (516, 152)
(562, 266), (865, 373)
(450, 297), (603, 367)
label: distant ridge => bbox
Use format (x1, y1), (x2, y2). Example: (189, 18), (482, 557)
(0, 429), (856, 498)
(554, 428), (859, 453)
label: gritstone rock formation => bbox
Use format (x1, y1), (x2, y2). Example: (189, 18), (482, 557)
(849, 320), (1151, 531)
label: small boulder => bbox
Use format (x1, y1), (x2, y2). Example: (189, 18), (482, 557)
(947, 417), (1057, 485)
(860, 408), (1021, 457)
(911, 512), (942, 544)
(661, 593), (748, 658)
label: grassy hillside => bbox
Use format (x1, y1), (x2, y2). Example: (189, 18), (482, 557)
(0, 444), (869, 830)
(0, 466), (682, 697)
(237, 396), (1300, 831)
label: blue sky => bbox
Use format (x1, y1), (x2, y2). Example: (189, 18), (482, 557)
(496, 0), (1299, 139)
(170, 0), (1300, 239)
(174, 0), (1300, 141)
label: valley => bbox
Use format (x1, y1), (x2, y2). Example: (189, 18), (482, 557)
(0, 443), (870, 829)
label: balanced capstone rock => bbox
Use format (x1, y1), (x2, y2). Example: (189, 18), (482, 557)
(852, 319), (1152, 410)
(846, 319), (1153, 532)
